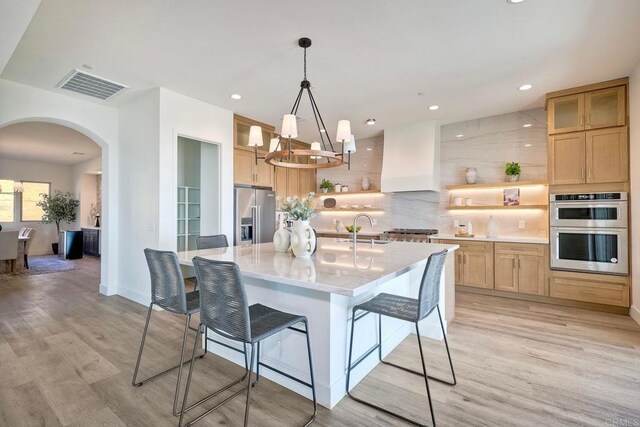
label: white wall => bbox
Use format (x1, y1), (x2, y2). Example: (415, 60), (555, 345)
(0, 79), (119, 295)
(0, 158), (74, 255)
(629, 63), (640, 325)
(117, 89), (161, 304)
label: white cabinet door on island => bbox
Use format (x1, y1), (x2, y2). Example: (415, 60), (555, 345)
(177, 238), (459, 408)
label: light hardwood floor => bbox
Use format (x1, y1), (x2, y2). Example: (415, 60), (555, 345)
(1, 257), (639, 426)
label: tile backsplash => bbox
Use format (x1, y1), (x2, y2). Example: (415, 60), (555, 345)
(311, 107), (548, 239)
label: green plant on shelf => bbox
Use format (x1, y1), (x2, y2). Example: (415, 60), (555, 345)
(344, 225), (362, 233)
(319, 179), (334, 192)
(505, 162), (521, 176)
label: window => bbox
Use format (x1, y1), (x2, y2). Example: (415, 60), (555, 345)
(21, 182), (50, 222)
(0, 179), (14, 222)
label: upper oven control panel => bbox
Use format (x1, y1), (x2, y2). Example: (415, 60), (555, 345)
(551, 192), (627, 202)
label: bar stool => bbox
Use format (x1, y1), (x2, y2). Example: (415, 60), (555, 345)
(179, 257), (317, 427)
(196, 234), (228, 250)
(132, 249), (205, 417)
(346, 249), (456, 427)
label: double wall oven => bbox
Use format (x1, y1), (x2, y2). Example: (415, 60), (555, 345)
(550, 192), (628, 275)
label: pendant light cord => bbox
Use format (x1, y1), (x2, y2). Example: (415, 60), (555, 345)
(303, 47), (307, 80)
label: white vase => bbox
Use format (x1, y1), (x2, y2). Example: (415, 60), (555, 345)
(289, 220), (316, 258)
(361, 176), (370, 191)
(487, 215), (498, 238)
(273, 227), (291, 253)
(465, 167), (478, 184)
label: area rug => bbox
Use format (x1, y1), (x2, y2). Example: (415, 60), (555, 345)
(20, 255), (79, 276)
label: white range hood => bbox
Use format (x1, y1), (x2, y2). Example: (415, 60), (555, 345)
(381, 120), (440, 193)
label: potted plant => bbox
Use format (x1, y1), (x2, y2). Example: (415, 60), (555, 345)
(319, 179), (334, 193)
(505, 162), (521, 182)
(37, 191), (80, 254)
(278, 193), (317, 258)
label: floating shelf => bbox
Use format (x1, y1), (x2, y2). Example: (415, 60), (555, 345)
(318, 190), (382, 196)
(445, 181), (548, 190)
(447, 204), (548, 210)
(316, 207), (384, 212)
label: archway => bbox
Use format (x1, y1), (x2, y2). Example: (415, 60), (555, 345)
(0, 117), (115, 295)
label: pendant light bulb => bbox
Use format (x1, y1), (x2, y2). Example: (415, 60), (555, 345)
(281, 114), (298, 138)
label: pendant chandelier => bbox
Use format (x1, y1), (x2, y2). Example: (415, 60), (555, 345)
(249, 37), (355, 170)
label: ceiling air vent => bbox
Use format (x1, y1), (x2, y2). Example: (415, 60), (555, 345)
(57, 69), (128, 100)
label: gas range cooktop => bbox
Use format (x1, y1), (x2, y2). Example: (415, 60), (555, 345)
(383, 228), (439, 235)
(382, 229), (439, 242)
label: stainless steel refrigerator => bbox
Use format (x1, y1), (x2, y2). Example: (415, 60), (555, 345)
(234, 187), (276, 245)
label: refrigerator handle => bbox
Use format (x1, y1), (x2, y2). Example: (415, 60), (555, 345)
(251, 206), (257, 244)
(256, 205), (261, 244)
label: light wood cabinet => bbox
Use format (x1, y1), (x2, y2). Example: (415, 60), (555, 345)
(494, 243), (547, 296)
(233, 148), (274, 187)
(271, 140), (317, 199)
(548, 127), (628, 185)
(550, 270), (629, 307)
(547, 85), (625, 135)
(438, 240), (493, 289)
(585, 127), (628, 184)
(548, 133), (586, 185)
(234, 114), (274, 152)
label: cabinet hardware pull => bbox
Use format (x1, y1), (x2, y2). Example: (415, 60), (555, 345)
(581, 167), (585, 180)
(580, 115), (584, 126)
(588, 168), (592, 180)
(587, 114), (591, 125)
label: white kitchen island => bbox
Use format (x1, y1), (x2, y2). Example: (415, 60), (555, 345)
(177, 238), (458, 408)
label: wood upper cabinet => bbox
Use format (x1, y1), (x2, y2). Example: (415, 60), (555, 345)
(494, 243), (547, 296)
(234, 115), (274, 152)
(585, 127), (628, 184)
(548, 133), (586, 185)
(548, 94), (585, 134)
(233, 148), (256, 186)
(254, 156), (274, 187)
(548, 85), (626, 135)
(585, 86), (626, 130)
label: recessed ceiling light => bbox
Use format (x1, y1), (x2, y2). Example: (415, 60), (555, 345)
(524, 144), (532, 147)
(366, 119), (376, 125)
(230, 93), (242, 100)
(366, 147), (373, 151)
(428, 105), (439, 111)
(522, 123), (532, 128)
(507, 0), (525, 3)
(456, 134), (464, 138)
(518, 84), (533, 91)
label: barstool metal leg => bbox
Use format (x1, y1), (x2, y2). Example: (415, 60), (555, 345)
(416, 322), (436, 427)
(132, 304), (154, 387)
(243, 344), (256, 427)
(437, 305), (456, 386)
(172, 314), (192, 416)
(179, 324), (203, 427)
(303, 319), (318, 427)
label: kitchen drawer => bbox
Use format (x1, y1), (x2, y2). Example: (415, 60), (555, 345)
(495, 242), (545, 256)
(550, 275), (629, 307)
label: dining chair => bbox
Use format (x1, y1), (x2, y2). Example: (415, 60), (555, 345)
(23, 228), (36, 269)
(196, 234), (229, 250)
(0, 231), (20, 273)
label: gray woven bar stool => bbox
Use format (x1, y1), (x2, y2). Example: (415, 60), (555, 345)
(346, 249), (456, 427)
(178, 257), (317, 427)
(132, 249), (206, 417)
(196, 234), (229, 250)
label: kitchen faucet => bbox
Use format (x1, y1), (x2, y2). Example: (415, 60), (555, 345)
(352, 213), (374, 250)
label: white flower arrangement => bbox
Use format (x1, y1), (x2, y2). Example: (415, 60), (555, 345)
(278, 192), (317, 221)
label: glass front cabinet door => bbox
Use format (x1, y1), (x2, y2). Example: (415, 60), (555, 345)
(548, 93), (585, 134)
(585, 86), (626, 130)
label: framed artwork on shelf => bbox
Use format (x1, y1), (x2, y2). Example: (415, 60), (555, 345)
(503, 188), (520, 206)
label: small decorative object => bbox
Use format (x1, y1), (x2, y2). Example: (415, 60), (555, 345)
(342, 185), (349, 192)
(95, 214), (101, 228)
(273, 214), (291, 253)
(361, 176), (370, 191)
(350, 204), (359, 209)
(319, 179), (334, 193)
(345, 225), (362, 233)
(37, 191), (79, 255)
(487, 215), (498, 238)
(334, 219), (343, 232)
(323, 198), (336, 208)
(505, 162), (521, 182)
(466, 220), (473, 235)
(279, 193), (317, 258)
(465, 167), (478, 184)
(364, 204), (372, 208)
(0, 224), (2, 231)
(453, 197), (463, 206)
(465, 198), (473, 206)
(503, 188), (520, 206)
(455, 223), (468, 237)
(335, 183), (342, 192)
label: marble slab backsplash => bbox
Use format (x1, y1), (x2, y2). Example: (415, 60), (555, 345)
(311, 108), (548, 239)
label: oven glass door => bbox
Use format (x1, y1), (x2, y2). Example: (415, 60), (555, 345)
(551, 227), (627, 274)
(550, 202), (626, 228)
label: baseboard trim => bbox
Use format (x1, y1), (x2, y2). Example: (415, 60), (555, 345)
(630, 305), (640, 326)
(116, 286), (150, 306)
